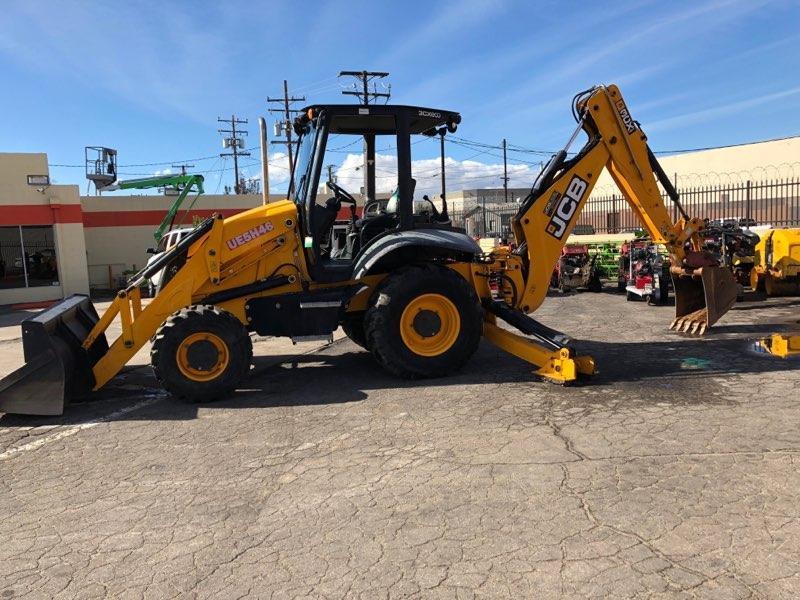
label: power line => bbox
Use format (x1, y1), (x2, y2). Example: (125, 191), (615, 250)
(48, 132), (800, 176)
(215, 157), (227, 194)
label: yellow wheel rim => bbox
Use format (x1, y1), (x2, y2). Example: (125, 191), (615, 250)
(176, 332), (230, 382)
(399, 293), (460, 357)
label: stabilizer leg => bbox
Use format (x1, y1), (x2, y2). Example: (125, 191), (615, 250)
(481, 301), (595, 384)
(483, 321), (595, 384)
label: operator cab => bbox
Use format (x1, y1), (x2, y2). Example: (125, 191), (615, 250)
(291, 104), (462, 282)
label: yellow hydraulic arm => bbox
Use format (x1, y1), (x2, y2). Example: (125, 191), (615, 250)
(481, 84), (738, 383)
(503, 85), (736, 328)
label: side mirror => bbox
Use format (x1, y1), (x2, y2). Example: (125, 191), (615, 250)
(146, 247), (157, 254)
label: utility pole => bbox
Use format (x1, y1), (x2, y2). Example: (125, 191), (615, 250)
(338, 70), (391, 105)
(438, 127), (449, 220)
(162, 163), (195, 196)
(268, 80), (305, 194)
(218, 115), (250, 194)
(258, 117), (269, 205)
(338, 71), (391, 206)
(326, 164), (337, 184)
(502, 138), (509, 203)
(170, 164), (194, 176)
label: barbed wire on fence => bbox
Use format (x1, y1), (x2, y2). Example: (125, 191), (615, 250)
(590, 162), (800, 196)
(447, 174), (800, 237)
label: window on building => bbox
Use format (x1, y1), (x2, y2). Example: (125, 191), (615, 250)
(0, 226), (59, 289)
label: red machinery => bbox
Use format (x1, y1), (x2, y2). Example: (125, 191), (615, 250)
(551, 244), (602, 293)
(619, 238), (670, 304)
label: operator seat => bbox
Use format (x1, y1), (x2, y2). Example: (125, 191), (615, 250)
(352, 179), (417, 255)
(312, 196), (341, 255)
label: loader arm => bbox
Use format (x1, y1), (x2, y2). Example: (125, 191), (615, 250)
(507, 85), (736, 333)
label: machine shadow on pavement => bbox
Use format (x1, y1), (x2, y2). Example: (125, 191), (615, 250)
(2, 329), (797, 429)
(727, 296), (800, 312)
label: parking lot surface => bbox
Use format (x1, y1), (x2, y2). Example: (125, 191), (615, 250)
(1, 291), (799, 599)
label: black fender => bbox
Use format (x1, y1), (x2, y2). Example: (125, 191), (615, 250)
(352, 229), (481, 279)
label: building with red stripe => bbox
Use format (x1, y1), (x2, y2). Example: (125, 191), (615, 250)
(0, 153), (89, 305)
(80, 193), (269, 289)
(0, 152), (375, 304)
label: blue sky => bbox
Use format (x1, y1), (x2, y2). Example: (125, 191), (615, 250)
(1, 0), (798, 195)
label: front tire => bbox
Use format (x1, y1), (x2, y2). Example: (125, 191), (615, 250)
(364, 265), (482, 379)
(341, 312), (367, 349)
(151, 305), (252, 402)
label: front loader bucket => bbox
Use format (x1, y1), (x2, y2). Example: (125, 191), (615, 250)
(0, 295), (108, 416)
(670, 266), (739, 335)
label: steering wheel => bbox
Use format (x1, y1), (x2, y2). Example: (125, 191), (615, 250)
(363, 199), (384, 217)
(327, 180), (357, 205)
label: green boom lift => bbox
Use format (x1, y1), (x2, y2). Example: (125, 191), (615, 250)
(85, 146), (205, 242)
(100, 174), (205, 242)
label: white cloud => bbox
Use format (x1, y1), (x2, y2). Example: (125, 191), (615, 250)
(332, 153), (539, 197)
(237, 151), (293, 188)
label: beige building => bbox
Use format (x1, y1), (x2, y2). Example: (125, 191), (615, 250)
(0, 153), (89, 306)
(81, 192), (272, 289)
(591, 135), (800, 195)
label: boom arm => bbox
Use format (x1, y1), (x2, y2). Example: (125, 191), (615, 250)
(507, 85), (735, 332)
(101, 174), (205, 242)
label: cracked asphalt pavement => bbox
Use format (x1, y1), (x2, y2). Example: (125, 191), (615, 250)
(1, 291), (800, 598)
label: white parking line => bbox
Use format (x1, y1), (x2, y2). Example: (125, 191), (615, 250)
(0, 394), (165, 462)
(1, 335), (346, 462)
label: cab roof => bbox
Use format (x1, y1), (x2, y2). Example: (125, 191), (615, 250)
(301, 104), (461, 135)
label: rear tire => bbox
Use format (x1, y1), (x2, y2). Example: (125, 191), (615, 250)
(151, 305), (252, 402)
(364, 265), (482, 379)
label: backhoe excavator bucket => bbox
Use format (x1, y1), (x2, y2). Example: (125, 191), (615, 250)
(670, 267), (739, 335)
(0, 295), (108, 416)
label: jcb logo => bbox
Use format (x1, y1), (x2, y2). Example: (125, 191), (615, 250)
(545, 176), (588, 240)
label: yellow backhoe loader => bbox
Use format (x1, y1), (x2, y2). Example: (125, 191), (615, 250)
(0, 84), (739, 415)
(756, 334), (800, 358)
(750, 228), (800, 295)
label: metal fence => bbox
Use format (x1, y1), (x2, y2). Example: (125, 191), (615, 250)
(449, 177), (800, 238)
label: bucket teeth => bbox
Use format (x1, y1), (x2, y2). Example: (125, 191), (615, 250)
(669, 309), (709, 336)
